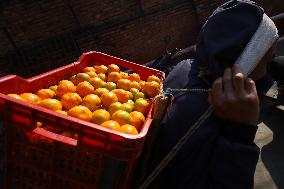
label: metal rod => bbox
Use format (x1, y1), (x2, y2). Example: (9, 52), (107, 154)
(271, 13), (284, 21)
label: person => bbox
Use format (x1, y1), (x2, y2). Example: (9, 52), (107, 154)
(145, 0), (279, 188)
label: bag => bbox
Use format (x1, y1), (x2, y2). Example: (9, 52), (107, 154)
(131, 93), (171, 188)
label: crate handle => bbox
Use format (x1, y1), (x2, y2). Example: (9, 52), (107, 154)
(32, 128), (78, 146)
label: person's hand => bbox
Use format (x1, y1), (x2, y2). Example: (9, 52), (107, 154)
(209, 64), (259, 126)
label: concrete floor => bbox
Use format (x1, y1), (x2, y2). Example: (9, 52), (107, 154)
(254, 95), (284, 189)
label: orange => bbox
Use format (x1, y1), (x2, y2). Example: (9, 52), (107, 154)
(76, 81), (94, 97)
(38, 99), (62, 111)
(104, 82), (116, 91)
(56, 81), (76, 98)
(140, 80), (146, 90)
(59, 80), (71, 85)
(93, 65), (99, 70)
(98, 73), (107, 81)
(133, 98), (150, 116)
(107, 72), (122, 83)
(36, 89), (56, 99)
(134, 92), (145, 101)
(143, 81), (161, 97)
(67, 105), (92, 122)
(147, 75), (160, 83)
(130, 81), (141, 90)
(126, 100), (134, 107)
(8, 94), (26, 101)
(129, 117), (144, 131)
(36, 122), (43, 128)
(117, 79), (131, 91)
(119, 72), (129, 79)
(89, 77), (106, 89)
(56, 110), (67, 115)
(130, 111), (145, 131)
(130, 111), (146, 122)
(86, 71), (98, 78)
(72, 73), (91, 86)
(94, 88), (110, 97)
(130, 88), (139, 95)
(20, 93), (41, 104)
(101, 120), (120, 131)
(112, 89), (129, 103)
(69, 75), (76, 83)
(60, 93), (82, 110)
(107, 64), (120, 73)
(92, 109), (110, 125)
(126, 91), (133, 100)
(101, 92), (118, 108)
(49, 85), (58, 92)
(129, 73), (140, 82)
(96, 65), (108, 74)
(119, 124), (138, 135)
(83, 66), (96, 73)
(121, 103), (133, 113)
(82, 94), (101, 112)
(111, 110), (131, 125)
(108, 102), (123, 115)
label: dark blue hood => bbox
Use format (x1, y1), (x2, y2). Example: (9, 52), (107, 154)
(196, 0), (264, 80)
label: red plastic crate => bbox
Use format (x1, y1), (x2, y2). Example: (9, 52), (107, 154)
(0, 51), (165, 189)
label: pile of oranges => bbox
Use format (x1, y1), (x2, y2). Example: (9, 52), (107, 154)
(7, 64), (161, 135)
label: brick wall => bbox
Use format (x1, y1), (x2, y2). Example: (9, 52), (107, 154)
(193, 0), (225, 23)
(69, 0), (141, 27)
(1, 0), (76, 47)
(0, 27), (14, 56)
(193, 0), (284, 23)
(75, 2), (198, 63)
(0, 0), (283, 77)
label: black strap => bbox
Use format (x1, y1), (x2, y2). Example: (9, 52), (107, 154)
(138, 106), (214, 189)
